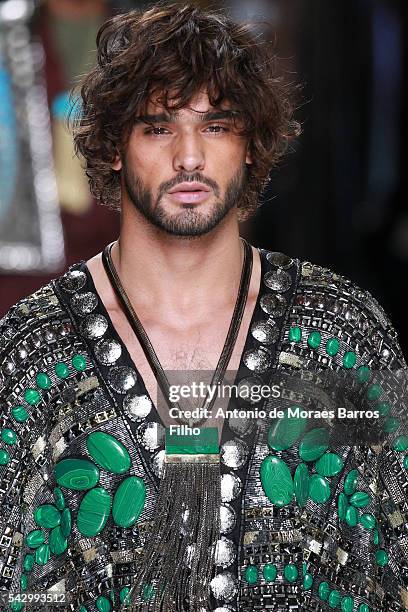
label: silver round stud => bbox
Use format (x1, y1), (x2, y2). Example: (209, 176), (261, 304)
(243, 347), (273, 373)
(94, 339), (122, 365)
(150, 449), (165, 479)
(213, 607), (236, 612)
(220, 473), (242, 503)
(60, 269), (87, 293)
(219, 504), (236, 534)
(251, 321), (279, 345)
(137, 421), (164, 452)
(107, 366), (137, 394)
(210, 571), (238, 602)
(259, 293), (286, 317)
(266, 251), (294, 269)
(264, 269), (292, 292)
(123, 392), (152, 421)
(81, 314), (108, 339)
(221, 439), (248, 470)
(70, 292), (98, 317)
(214, 537), (236, 569)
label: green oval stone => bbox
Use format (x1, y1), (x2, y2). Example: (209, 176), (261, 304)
(49, 526), (68, 555)
(372, 528), (379, 545)
(367, 384), (382, 401)
(284, 563), (298, 582)
(55, 362), (69, 379)
(260, 455), (294, 507)
(329, 589), (341, 608)
(53, 487), (65, 511)
(72, 354), (87, 372)
(294, 462), (309, 508)
(54, 458), (100, 490)
(34, 504), (61, 529)
(60, 508), (72, 538)
(343, 351), (357, 369)
(375, 549), (388, 566)
(356, 365), (371, 384)
(35, 543), (50, 566)
(96, 596), (111, 612)
(11, 406), (29, 423)
(23, 553), (34, 572)
(377, 402), (390, 416)
(26, 530), (46, 548)
(307, 331), (321, 349)
(338, 492), (349, 520)
(343, 469), (358, 495)
(1, 428), (17, 445)
(119, 587), (130, 604)
(112, 476), (146, 528)
(360, 513), (376, 530)
(9, 601), (24, 612)
(404, 455), (408, 470)
(299, 427), (329, 462)
(289, 326), (302, 343)
(341, 595), (354, 611)
(263, 563), (277, 582)
(392, 435), (408, 451)
(77, 487), (111, 537)
(318, 581), (330, 600)
(24, 388), (41, 405)
(309, 474), (331, 504)
(303, 573), (313, 589)
(36, 373), (51, 390)
(0, 449), (10, 465)
(345, 505), (358, 527)
(86, 431), (131, 474)
(349, 491), (370, 508)
(20, 574), (28, 590)
(142, 584), (155, 601)
(268, 409), (307, 451)
(358, 605), (370, 612)
(384, 417), (399, 433)
(326, 338), (340, 357)
(79, 607), (88, 612)
(315, 452), (344, 477)
(244, 564), (258, 584)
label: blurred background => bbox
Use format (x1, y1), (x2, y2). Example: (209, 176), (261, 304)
(0, 0), (406, 355)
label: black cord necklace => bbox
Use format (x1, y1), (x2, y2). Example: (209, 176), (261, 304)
(102, 238), (253, 427)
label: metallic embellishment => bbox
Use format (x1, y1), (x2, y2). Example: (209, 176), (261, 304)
(243, 346), (273, 372)
(266, 251), (294, 269)
(236, 375), (264, 405)
(220, 439), (248, 470)
(16, 346), (28, 362)
(70, 292), (98, 317)
(213, 608), (236, 612)
(44, 328), (56, 342)
(60, 270), (87, 293)
(3, 360), (15, 375)
(214, 537), (236, 568)
(220, 473), (242, 503)
(151, 449), (165, 478)
(228, 417), (255, 437)
(81, 314), (108, 339)
(219, 504), (236, 534)
(260, 293), (286, 317)
(264, 269), (292, 292)
(94, 339), (122, 365)
(136, 421), (164, 451)
(210, 571), (238, 602)
(107, 366), (137, 394)
(123, 392), (152, 421)
(250, 320), (279, 345)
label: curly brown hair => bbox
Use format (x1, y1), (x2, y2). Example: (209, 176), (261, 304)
(72, 2), (300, 220)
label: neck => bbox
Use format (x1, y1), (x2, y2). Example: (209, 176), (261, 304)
(110, 205), (245, 321)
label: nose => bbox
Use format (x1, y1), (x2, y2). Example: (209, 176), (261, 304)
(172, 132), (205, 172)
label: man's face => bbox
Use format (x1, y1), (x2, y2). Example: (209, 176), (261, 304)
(113, 90), (252, 237)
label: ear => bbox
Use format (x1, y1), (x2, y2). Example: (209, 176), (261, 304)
(111, 152), (122, 171)
(245, 144), (252, 166)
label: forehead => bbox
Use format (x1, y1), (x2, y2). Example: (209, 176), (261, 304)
(143, 89), (233, 121)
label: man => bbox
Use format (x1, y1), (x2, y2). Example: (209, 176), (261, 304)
(1, 4), (407, 612)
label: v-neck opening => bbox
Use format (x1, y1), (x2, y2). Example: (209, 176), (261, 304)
(80, 246), (267, 446)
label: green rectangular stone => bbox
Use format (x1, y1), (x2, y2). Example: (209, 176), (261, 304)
(165, 427), (219, 455)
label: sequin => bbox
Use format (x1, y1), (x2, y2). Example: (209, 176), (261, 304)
(243, 346), (273, 372)
(251, 321), (279, 345)
(81, 314), (108, 339)
(136, 421), (164, 451)
(107, 366), (137, 394)
(60, 270), (87, 293)
(123, 392), (152, 421)
(220, 473), (242, 502)
(3, 360), (15, 375)
(214, 537), (236, 568)
(264, 269), (292, 292)
(151, 449), (165, 478)
(71, 292), (98, 316)
(210, 571), (238, 602)
(219, 504), (236, 534)
(94, 339), (122, 365)
(259, 293), (287, 317)
(16, 347), (28, 362)
(221, 439), (248, 470)
(266, 252), (294, 269)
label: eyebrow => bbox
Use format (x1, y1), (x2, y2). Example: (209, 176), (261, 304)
(135, 110), (242, 124)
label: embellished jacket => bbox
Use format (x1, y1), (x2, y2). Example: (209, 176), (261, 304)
(0, 248), (407, 612)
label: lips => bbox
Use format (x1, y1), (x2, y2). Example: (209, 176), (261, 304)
(168, 182), (212, 203)
(168, 182), (210, 194)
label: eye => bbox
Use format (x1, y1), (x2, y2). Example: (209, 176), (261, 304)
(144, 126), (170, 136)
(205, 124), (229, 133)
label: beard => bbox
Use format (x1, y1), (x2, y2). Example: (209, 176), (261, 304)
(122, 161), (248, 238)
